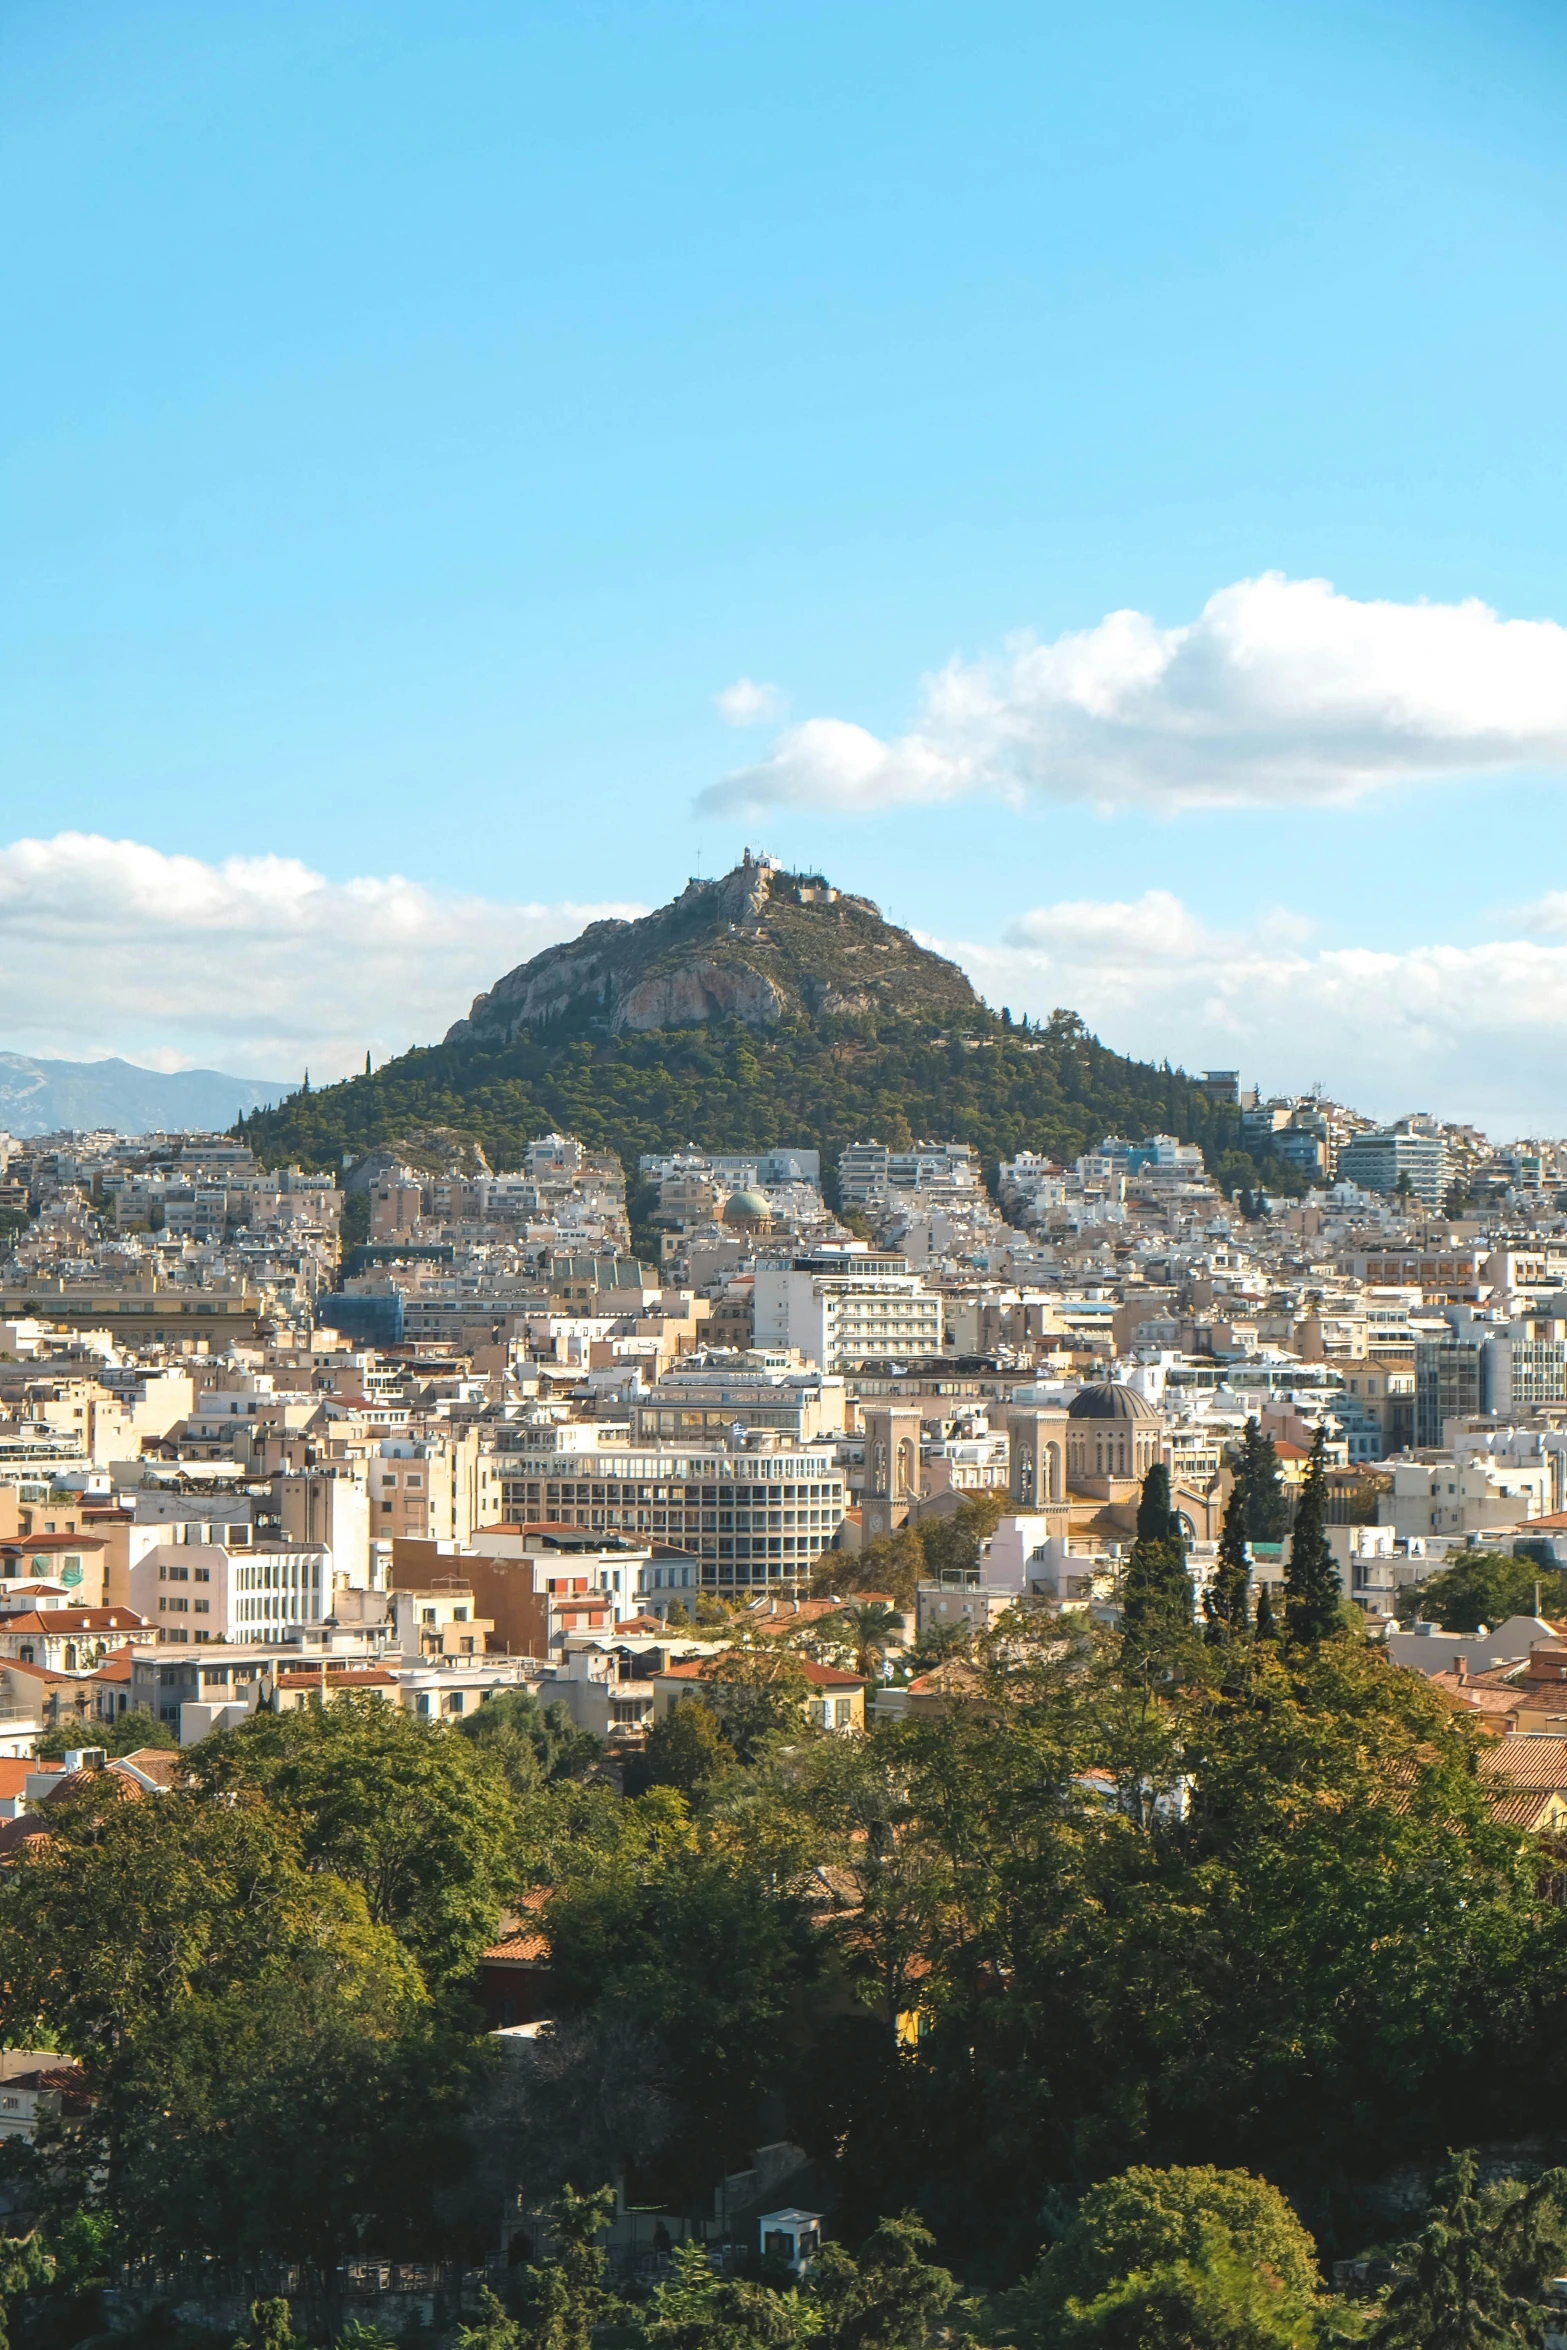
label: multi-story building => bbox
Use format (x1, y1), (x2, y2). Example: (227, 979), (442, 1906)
(1338, 1120), (1451, 1208)
(366, 1430), (481, 1548)
(631, 1352), (846, 1444)
(752, 1246), (943, 1370)
(493, 1436), (846, 1595)
(1487, 1318), (1567, 1414)
(130, 1540), (331, 1644)
(837, 1141), (979, 1203)
(1415, 1335), (1489, 1447)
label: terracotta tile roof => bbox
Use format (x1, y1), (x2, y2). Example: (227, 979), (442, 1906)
(658, 1651), (865, 1691)
(45, 1765), (147, 1804)
(1478, 1739), (1567, 1790)
(906, 1660), (987, 1699)
(482, 1888), (551, 1966)
(115, 1750), (184, 1788)
(482, 1927), (550, 1964)
(0, 1817), (53, 1859)
(0, 1534), (108, 1554)
(0, 1610), (146, 1634)
(1484, 1790), (1567, 1830)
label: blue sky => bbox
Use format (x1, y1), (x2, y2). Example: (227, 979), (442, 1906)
(5, 0), (1567, 1126)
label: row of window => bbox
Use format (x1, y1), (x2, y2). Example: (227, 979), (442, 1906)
(234, 1561), (321, 1589)
(540, 1480), (839, 1504)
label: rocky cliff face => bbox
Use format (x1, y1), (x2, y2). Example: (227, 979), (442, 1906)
(447, 854), (982, 1044)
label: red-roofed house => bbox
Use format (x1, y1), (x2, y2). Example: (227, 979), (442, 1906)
(0, 2052), (91, 2142)
(0, 1608), (151, 1674)
(476, 1889), (553, 2030)
(653, 1650), (865, 1732)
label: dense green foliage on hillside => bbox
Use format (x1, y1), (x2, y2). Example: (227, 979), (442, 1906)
(238, 1008), (1252, 1193)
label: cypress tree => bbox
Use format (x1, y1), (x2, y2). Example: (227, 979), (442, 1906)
(1283, 1425), (1345, 1643)
(1238, 1418), (1290, 1542)
(1122, 1462), (1194, 1656)
(1204, 1488), (1251, 1644)
(1254, 1581), (1279, 1640)
(1136, 1460), (1182, 1545)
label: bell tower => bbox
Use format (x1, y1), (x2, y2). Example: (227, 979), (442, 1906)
(1006, 1405), (1070, 1516)
(861, 1405), (924, 1539)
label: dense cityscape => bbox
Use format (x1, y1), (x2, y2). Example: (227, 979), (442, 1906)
(13, 0), (1567, 2339)
(0, 865), (1566, 2342)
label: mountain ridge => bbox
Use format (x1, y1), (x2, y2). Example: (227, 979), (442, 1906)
(0, 1054), (289, 1139)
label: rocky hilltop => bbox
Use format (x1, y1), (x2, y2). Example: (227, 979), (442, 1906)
(446, 853), (982, 1044)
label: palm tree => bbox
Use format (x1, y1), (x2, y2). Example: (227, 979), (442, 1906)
(830, 1600), (906, 1681)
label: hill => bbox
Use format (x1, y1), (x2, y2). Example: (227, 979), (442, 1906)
(237, 856), (1249, 1195)
(0, 1054), (289, 1139)
(448, 851), (981, 1041)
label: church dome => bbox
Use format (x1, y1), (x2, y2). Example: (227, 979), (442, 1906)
(1067, 1380), (1161, 1423)
(722, 1187), (772, 1227)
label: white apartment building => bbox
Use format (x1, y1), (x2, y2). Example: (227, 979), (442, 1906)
(494, 1436), (846, 1595)
(1380, 1458), (1550, 1543)
(1337, 1120), (1451, 1207)
(837, 1141), (979, 1203)
(130, 1540), (330, 1644)
(752, 1246), (943, 1371)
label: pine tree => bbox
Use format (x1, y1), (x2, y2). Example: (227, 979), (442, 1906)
(1254, 1581), (1279, 1640)
(1283, 1425), (1345, 1644)
(1237, 1418), (1290, 1542)
(1204, 1489), (1251, 1644)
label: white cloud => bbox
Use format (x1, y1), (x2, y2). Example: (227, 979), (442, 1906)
(0, 832), (643, 1083)
(938, 893), (1567, 1134)
(699, 573), (1567, 816)
(714, 677), (788, 726)
(1512, 890), (1567, 938)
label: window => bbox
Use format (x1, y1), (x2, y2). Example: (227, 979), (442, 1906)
(195, 1568), (210, 1583)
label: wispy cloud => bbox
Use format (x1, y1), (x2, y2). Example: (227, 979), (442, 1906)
(938, 892), (1567, 1131)
(714, 676), (789, 726)
(0, 833), (643, 1081)
(698, 574), (1567, 817)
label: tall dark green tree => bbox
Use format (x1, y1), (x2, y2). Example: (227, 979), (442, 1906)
(1236, 1419), (1290, 1542)
(1254, 1581), (1279, 1640)
(1203, 1491), (1251, 1645)
(1136, 1461), (1182, 1545)
(1122, 1463), (1194, 1658)
(1283, 1426), (1346, 1645)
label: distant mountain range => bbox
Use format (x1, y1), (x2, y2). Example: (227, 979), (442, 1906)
(0, 1055), (292, 1139)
